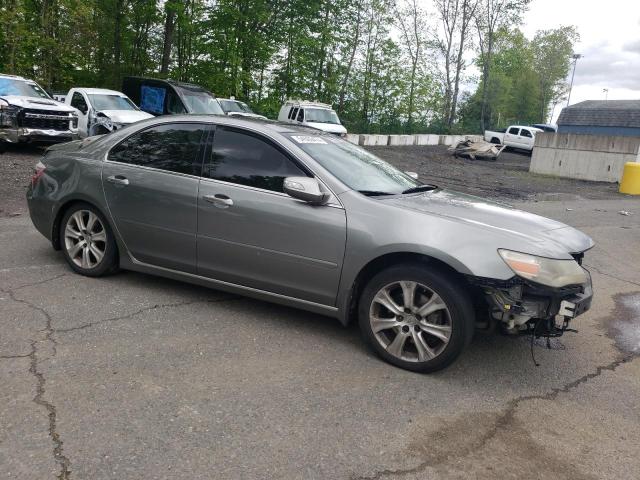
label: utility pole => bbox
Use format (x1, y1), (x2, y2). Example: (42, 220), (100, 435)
(603, 88), (609, 101)
(566, 54), (582, 107)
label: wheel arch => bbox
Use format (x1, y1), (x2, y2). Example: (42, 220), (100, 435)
(339, 252), (471, 326)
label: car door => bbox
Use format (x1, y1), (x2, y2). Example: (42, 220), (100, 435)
(504, 127), (521, 148)
(102, 122), (208, 273)
(197, 125), (347, 306)
(70, 92), (89, 137)
(520, 128), (534, 150)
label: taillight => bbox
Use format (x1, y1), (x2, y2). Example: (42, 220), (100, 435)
(32, 161), (46, 187)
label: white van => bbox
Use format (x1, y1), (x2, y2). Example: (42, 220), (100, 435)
(277, 100), (347, 135)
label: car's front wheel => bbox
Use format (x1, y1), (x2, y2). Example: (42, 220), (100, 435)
(60, 203), (118, 277)
(359, 265), (474, 373)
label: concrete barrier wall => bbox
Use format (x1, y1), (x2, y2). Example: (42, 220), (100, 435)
(345, 133), (359, 145)
(414, 134), (440, 145)
(358, 134), (389, 146)
(388, 135), (414, 146)
(530, 133), (640, 183)
(354, 133), (479, 147)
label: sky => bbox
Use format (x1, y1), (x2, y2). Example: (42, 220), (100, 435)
(522, 0), (640, 121)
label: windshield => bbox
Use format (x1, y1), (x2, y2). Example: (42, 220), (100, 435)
(88, 94), (137, 111)
(0, 78), (50, 99)
(219, 99), (253, 114)
(285, 134), (420, 195)
(175, 86), (224, 114)
(305, 108), (340, 124)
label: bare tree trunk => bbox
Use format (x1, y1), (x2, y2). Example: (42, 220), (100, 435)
(449, 0), (478, 127)
(338, 1), (363, 111)
(113, 0), (123, 87)
(395, 0), (424, 134)
(436, 0), (458, 128)
(161, 1), (178, 75)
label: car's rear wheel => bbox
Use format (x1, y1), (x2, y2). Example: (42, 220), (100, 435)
(60, 203), (118, 277)
(359, 265), (474, 373)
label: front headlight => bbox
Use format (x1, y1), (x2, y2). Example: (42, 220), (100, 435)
(0, 99), (20, 127)
(498, 249), (588, 288)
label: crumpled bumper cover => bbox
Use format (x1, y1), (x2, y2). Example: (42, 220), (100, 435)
(0, 127), (78, 144)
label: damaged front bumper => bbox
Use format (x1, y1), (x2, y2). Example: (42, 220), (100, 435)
(470, 268), (593, 334)
(0, 126), (78, 144)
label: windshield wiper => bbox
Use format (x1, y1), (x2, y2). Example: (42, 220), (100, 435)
(358, 190), (394, 197)
(401, 185), (437, 194)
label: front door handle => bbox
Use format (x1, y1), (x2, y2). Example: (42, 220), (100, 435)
(106, 175), (129, 186)
(203, 194), (233, 208)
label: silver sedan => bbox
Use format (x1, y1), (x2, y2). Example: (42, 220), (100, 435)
(27, 115), (594, 372)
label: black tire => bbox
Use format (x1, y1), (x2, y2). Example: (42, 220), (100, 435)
(358, 264), (474, 373)
(0, 140), (6, 154)
(59, 202), (119, 277)
(490, 137), (500, 144)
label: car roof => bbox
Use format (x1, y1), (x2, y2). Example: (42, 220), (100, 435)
(127, 114), (328, 135)
(73, 88), (126, 96)
(0, 74), (31, 82)
(283, 100), (334, 110)
(123, 76), (211, 92)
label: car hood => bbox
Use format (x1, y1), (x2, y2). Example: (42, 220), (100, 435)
(0, 95), (77, 112)
(97, 110), (154, 124)
(306, 122), (347, 134)
(385, 189), (594, 255)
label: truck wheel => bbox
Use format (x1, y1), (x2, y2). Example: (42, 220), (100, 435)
(490, 137), (500, 144)
(0, 141), (6, 154)
(358, 265), (474, 373)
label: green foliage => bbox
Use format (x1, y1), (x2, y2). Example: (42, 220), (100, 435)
(459, 26), (578, 131)
(0, 0), (576, 134)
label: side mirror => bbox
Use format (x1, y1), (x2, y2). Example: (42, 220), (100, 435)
(284, 177), (330, 205)
(405, 171), (419, 179)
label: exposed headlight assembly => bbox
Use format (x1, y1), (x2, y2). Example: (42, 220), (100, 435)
(498, 249), (588, 288)
(0, 98), (20, 127)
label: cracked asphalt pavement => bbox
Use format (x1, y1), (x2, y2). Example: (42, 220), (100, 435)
(1, 148), (640, 479)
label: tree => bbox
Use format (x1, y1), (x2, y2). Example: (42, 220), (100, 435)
(531, 26), (579, 122)
(475, 0), (530, 131)
(394, 0), (429, 133)
(435, 0), (479, 129)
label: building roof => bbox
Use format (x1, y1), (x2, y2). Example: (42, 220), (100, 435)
(558, 100), (640, 128)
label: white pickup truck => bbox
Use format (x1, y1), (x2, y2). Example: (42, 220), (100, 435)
(484, 125), (543, 152)
(64, 87), (153, 137)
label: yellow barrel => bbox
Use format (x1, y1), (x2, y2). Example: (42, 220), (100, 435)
(619, 162), (640, 195)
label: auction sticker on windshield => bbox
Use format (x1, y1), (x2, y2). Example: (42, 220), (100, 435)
(291, 136), (328, 144)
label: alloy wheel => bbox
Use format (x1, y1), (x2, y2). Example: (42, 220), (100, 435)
(63, 210), (107, 269)
(369, 281), (452, 362)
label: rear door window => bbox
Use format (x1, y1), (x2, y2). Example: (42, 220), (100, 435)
(108, 123), (206, 175)
(508, 127), (520, 135)
(203, 126), (309, 193)
(297, 108), (304, 122)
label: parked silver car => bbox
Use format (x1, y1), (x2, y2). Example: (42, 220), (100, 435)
(27, 116), (594, 372)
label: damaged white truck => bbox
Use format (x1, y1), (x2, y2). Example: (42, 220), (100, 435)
(64, 87), (153, 137)
(0, 74), (79, 151)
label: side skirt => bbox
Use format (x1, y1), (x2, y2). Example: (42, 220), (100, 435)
(122, 255), (341, 320)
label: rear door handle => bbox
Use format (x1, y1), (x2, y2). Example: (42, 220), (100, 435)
(106, 175), (129, 186)
(203, 194), (233, 208)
